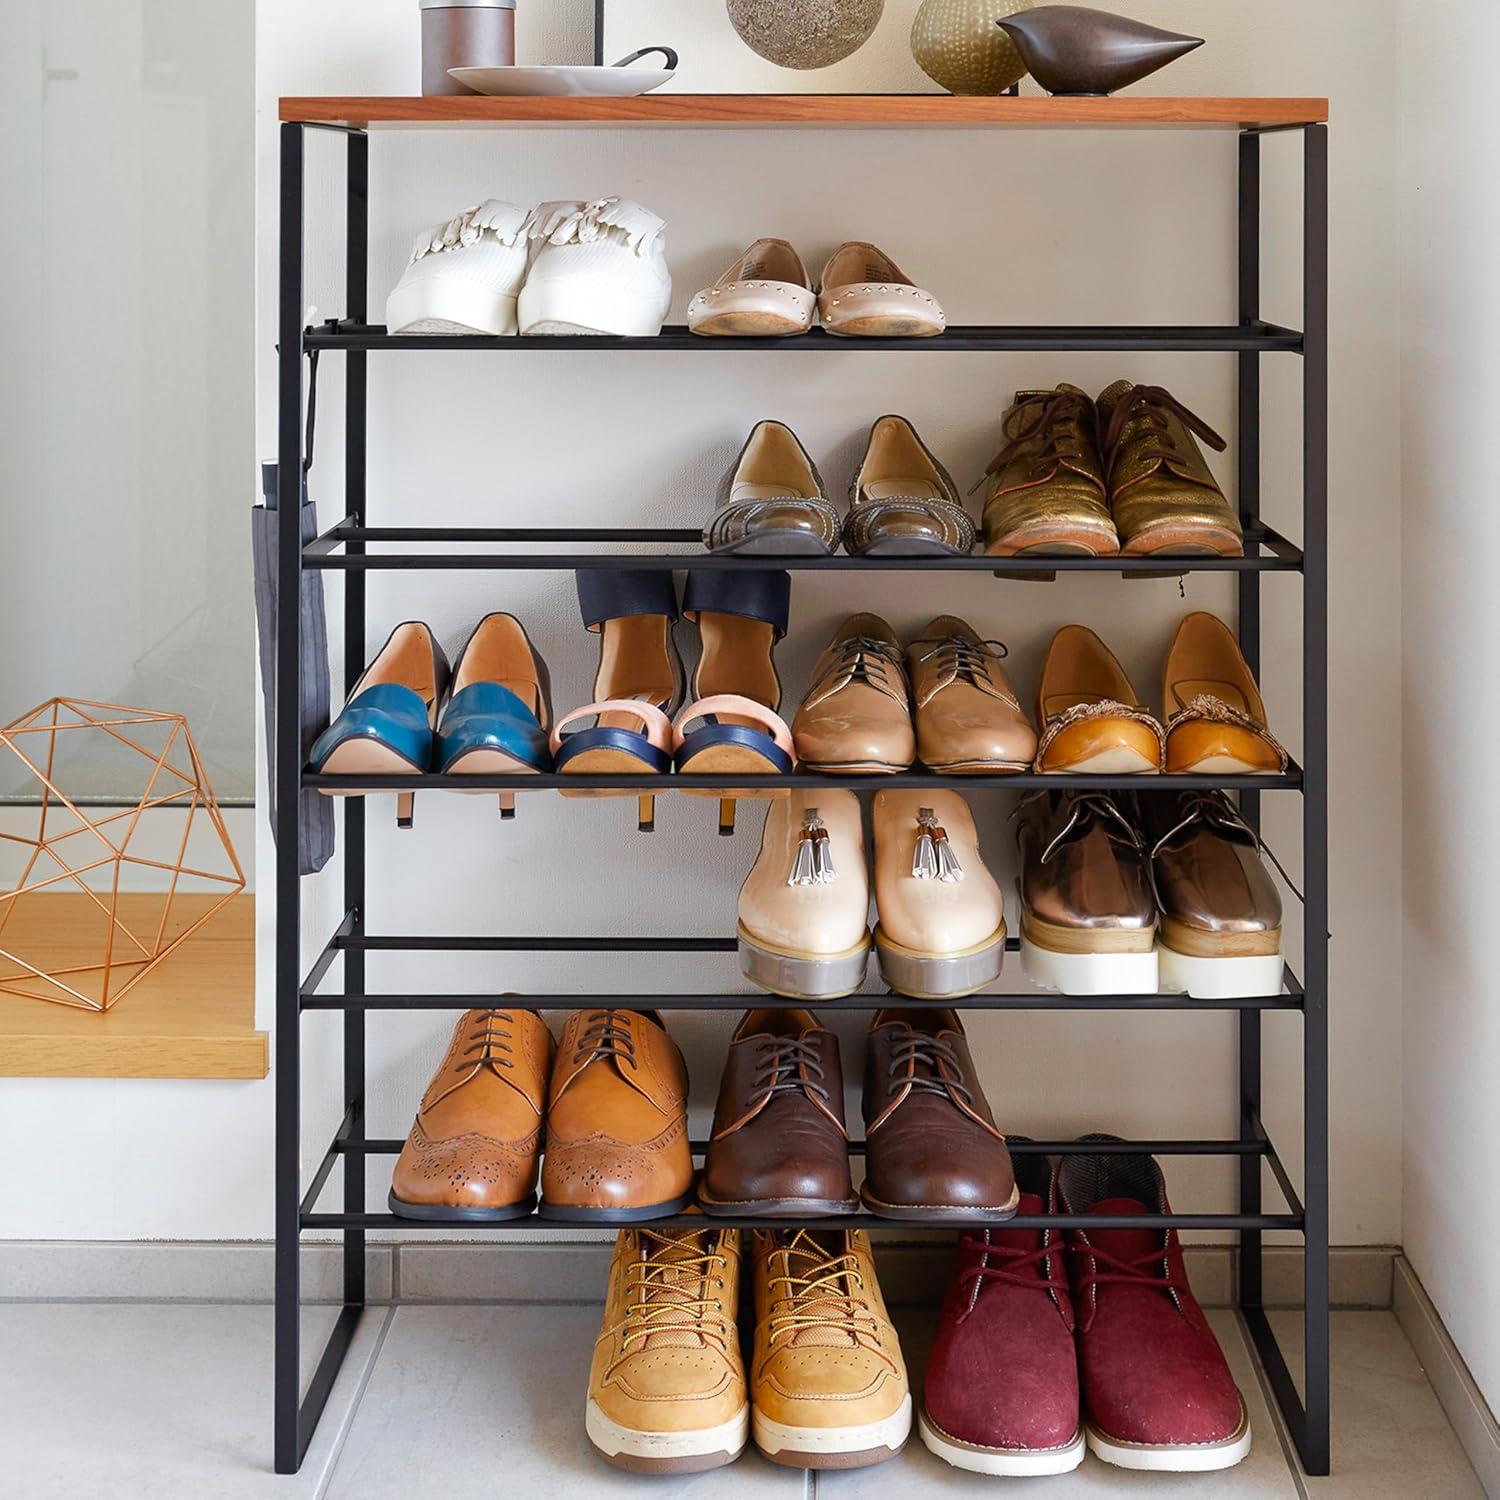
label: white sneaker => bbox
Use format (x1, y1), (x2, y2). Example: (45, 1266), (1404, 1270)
(385, 200), (530, 336)
(518, 198), (672, 337)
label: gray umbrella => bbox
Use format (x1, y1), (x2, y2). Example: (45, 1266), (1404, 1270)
(252, 457), (334, 876)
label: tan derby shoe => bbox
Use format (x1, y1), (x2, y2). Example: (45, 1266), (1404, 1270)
(389, 1007), (554, 1221)
(792, 615), (915, 774)
(540, 1009), (693, 1222)
(1161, 612), (1288, 774)
(689, 238), (815, 338)
(818, 241), (945, 338)
(872, 789), (1007, 999)
(1034, 625), (1164, 775)
(906, 616), (1037, 773)
(750, 1229), (912, 1468)
(586, 1228), (749, 1474)
(1097, 381), (1243, 557)
(843, 416), (976, 557)
(982, 385), (1119, 558)
(738, 790), (871, 1000)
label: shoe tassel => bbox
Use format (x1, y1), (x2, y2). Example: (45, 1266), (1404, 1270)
(912, 808), (963, 883)
(788, 810), (836, 887)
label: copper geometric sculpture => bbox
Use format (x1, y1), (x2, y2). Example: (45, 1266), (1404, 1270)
(0, 698), (246, 1011)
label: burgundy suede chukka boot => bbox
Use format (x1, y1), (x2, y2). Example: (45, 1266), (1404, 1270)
(918, 1145), (1084, 1476)
(1058, 1137), (1251, 1472)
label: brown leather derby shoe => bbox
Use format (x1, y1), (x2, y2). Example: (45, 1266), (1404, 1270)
(861, 1009), (1018, 1222)
(699, 1009), (858, 1217)
(389, 1007), (554, 1221)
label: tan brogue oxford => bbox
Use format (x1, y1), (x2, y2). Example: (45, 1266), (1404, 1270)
(751, 1228), (912, 1468)
(738, 790), (871, 1000)
(540, 1009), (693, 1222)
(586, 1228), (749, 1474)
(389, 1007), (554, 1221)
(871, 789), (1007, 999)
(906, 616), (1037, 774)
(792, 615), (915, 774)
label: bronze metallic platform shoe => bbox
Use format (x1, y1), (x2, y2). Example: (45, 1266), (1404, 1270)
(1161, 612), (1287, 774)
(1097, 381), (1243, 557)
(1143, 790), (1286, 998)
(981, 385), (1119, 558)
(1034, 625), (1164, 774)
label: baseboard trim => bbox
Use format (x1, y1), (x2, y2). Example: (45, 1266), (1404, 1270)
(1393, 1257), (1500, 1497)
(0, 1238), (1396, 1311)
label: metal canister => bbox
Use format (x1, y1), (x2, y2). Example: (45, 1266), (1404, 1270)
(421, 0), (517, 95)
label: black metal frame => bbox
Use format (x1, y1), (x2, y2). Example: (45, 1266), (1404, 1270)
(274, 116), (1331, 1476)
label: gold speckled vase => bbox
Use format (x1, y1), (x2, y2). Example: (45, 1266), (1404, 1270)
(911, 0), (1033, 95)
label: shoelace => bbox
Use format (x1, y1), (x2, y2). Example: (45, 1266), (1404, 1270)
(458, 1011), (515, 1074)
(1150, 790), (1304, 900)
(909, 634), (1010, 686)
(805, 633), (907, 702)
(954, 1232), (1069, 1320)
(1014, 790), (1142, 864)
(975, 389), (1096, 491)
(887, 1032), (974, 1109)
(751, 1035), (830, 1106)
(1068, 1235), (1187, 1307)
(610, 1231), (731, 1360)
(574, 1009), (638, 1071)
(765, 1232), (882, 1352)
(1101, 384), (1228, 476)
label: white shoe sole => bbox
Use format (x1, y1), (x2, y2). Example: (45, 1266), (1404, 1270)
(385, 278), (518, 337)
(917, 1409), (1086, 1476)
(1086, 1406), (1252, 1472)
(519, 278), (667, 338)
(1021, 935), (1160, 996)
(1158, 944), (1285, 998)
(754, 1394), (912, 1469)
(585, 1397), (748, 1474)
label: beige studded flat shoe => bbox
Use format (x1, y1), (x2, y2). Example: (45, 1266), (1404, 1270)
(689, 238), (816, 338)
(818, 242), (945, 338)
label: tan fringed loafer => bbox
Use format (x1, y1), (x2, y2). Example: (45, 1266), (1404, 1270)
(738, 790), (871, 999)
(540, 1009), (693, 1222)
(905, 616), (1037, 773)
(872, 789), (1007, 999)
(981, 385), (1120, 557)
(1097, 381), (1243, 557)
(792, 615), (915, 774)
(1034, 625), (1164, 775)
(1161, 612), (1287, 774)
(389, 1007), (554, 1221)
(586, 1228), (749, 1473)
(750, 1229), (912, 1468)
(844, 416), (976, 557)
(689, 238), (816, 338)
(818, 241), (945, 338)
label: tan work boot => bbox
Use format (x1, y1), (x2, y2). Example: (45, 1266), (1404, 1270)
(586, 1228), (748, 1474)
(750, 1229), (911, 1469)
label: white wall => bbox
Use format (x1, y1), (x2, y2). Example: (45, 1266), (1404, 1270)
(1398, 1), (1500, 1412)
(4, 1), (1407, 1246)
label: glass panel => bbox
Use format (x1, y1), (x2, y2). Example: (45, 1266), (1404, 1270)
(0, 0), (255, 803)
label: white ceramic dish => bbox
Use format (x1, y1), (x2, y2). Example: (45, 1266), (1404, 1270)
(449, 61), (675, 98)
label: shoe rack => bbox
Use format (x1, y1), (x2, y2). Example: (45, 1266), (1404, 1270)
(272, 95), (1330, 1476)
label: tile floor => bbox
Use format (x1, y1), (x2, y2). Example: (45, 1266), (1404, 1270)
(0, 1298), (1484, 1498)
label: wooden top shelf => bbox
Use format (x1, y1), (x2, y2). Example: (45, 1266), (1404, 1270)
(279, 94), (1328, 131)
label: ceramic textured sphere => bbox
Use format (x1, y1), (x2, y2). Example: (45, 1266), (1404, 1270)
(911, 0), (1033, 95)
(726, 0), (885, 70)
